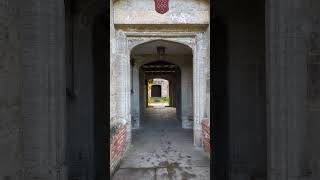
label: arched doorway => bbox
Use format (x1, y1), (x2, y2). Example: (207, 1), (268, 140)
(138, 60), (183, 129)
(130, 40), (192, 130)
(112, 39), (209, 179)
(147, 78), (170, 107)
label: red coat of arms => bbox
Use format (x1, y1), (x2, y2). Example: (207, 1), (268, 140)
(155, 0), (169, 14)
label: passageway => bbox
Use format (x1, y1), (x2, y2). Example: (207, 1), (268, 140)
(112, 107), (210, 180)
(112, 39), (210, 179)
(143, 107), (179, 129)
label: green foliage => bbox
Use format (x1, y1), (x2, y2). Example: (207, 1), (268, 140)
(148, 97), (170, 104)
(147, 79), (153, 91)
(154, 98), (161, 102)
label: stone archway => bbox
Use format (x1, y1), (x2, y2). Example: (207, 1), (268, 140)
(140, 62), (182, 128)
(110, 0), (210, 175)
(120, 36), (208, 148)
(131, 59), (183, 129)
(113, 37), (210, 179)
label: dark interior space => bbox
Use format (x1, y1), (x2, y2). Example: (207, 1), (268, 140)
(92, 13), (108, 180)
(212, 16), (230, 180)
(151, 85), (161, 97)
(139, 60), (182, 121)
(65, 1), (108, 179)
(212, 0), (267, 179)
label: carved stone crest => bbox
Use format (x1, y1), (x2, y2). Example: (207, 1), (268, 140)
(155, 0), (169, 14)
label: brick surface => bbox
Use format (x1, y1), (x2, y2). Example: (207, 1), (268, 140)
(202, 120), (210, 155)
(111, 123), (128, 165)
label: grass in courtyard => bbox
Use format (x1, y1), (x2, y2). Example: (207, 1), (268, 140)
(148, 97), (170, 106)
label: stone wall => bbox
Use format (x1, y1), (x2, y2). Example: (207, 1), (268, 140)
(110, 0), (129, 175)
(0, 0), (22, 179)
(113, 0), (209, 25)
(266, 0), (320, 179)
(110, 0), (117, 123)
(20, 0), (67, 179)
(110, 0), (133, 174)
(304, 0), (320, 179)
(214, 0), (267, 178)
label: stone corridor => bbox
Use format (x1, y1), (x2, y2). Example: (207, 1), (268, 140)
(112, 107), (210, 180)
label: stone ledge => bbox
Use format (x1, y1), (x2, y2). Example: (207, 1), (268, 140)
(114, 10), (209, 25)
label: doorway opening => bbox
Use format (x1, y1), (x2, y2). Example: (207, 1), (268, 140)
(129, 40), (193, 129)
(147, 78), (170, 107)
(112, 39), (210, 179)
(139, 60), (182, 129)
(65, 1), (108, 179)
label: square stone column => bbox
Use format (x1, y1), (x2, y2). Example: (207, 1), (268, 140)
(20, 0), (67, 179)
(193, 32), (209, 147)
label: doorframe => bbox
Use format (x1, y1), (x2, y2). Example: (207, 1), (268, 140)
(115, 30), (209, 148)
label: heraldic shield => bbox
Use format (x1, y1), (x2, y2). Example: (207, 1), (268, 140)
(155, 0), (169, 14)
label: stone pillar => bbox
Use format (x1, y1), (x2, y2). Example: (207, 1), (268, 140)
(169, 79), (175, 107)
(116, 31), (130, 123)
(131, 64), (140, 128)
(206, 24), (210, 127)
(176, 69), (182, 120)
(266, 0), (309, 179)
(139, 68), (145, 123)
(110, 0), (117, 123)
(173, 79), (177, 108)
(266, 1), (290, 178)
(20, 0), (67, 179)
(0, 1), (22, 179)
(115, 30), (131, 148)
(193, 33), (209, 147)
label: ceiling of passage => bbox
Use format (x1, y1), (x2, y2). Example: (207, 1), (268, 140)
(132, 40), (192, 55)
(141, 61), (179, 73)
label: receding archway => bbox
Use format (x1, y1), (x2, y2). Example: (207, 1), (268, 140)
(148, 78), (170, 107)
(138, 60), (182, 129)
(112, 28), (210, 178)
(112, 38), (209, 178)
(130, 40), (192, 130)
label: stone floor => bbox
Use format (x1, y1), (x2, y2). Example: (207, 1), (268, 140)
(112, 107), (210, 180)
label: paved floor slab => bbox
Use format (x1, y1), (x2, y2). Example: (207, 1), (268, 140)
(112, 107), (210, 180)
(156, 166), (210, 180)
(112, 168), (155, 180)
